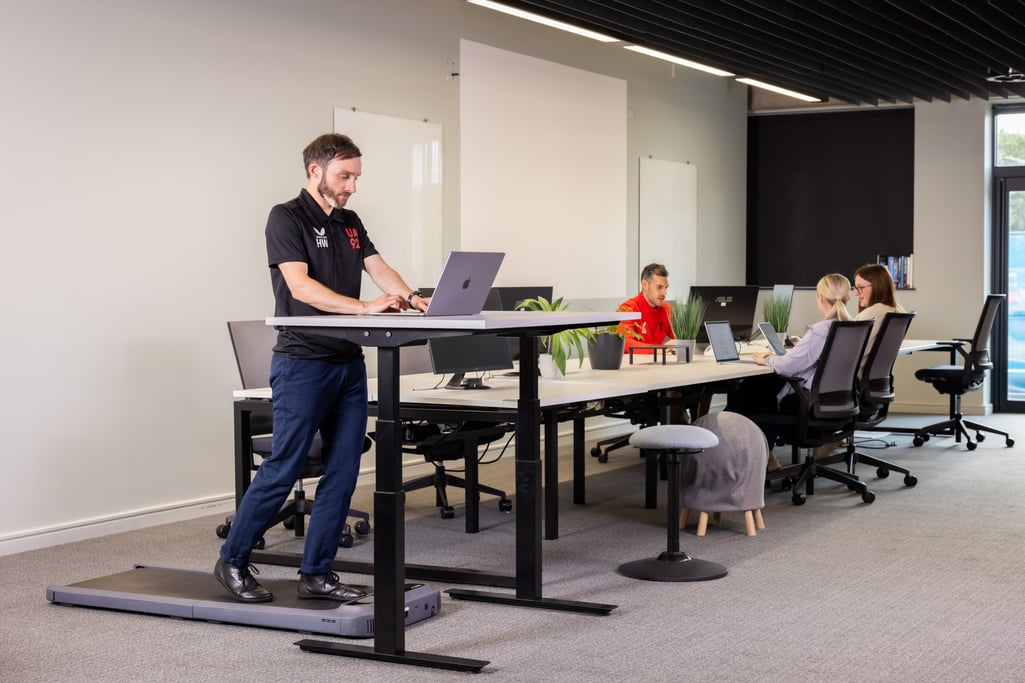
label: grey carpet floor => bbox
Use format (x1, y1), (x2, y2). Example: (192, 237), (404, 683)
(3, 414), (1025, 682)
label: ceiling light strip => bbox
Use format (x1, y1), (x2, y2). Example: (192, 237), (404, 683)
(468, 0), (619, 43)
(736, 77), (821, 102)
(624, 45), (734, 77)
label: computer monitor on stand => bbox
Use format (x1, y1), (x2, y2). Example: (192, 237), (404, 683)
(427, 335), (514, 390)
(687, 285), (760, 344)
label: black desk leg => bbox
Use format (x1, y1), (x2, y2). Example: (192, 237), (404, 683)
(573, 415), (586, 506)
(297, 346), (490, 672)
(232, 402), (254, 510)
(447, 335), (616, 616)
(543, 408), (558, 540)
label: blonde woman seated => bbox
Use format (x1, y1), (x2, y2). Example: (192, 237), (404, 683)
(725, 273), (853, 471)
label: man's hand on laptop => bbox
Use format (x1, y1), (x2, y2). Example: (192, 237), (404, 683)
(365, 293), (408, 313)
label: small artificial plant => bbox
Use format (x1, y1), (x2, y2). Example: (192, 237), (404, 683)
(763, 295), (792, 334)
(670, 294), (707, 340)
(515, 295), (595, 376)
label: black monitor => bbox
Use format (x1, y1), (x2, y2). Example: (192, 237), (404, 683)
(492, 286), (554, 311)
(687, 285), (760, 343)
(427, 334), (513, 390)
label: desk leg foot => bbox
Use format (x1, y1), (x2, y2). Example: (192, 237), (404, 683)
(446, 588), (616, 615)
(617, 551), (727, 582)
(296, 639), (489, 673)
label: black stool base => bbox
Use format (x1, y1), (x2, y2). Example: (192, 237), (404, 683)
(618, 551), (728, 582)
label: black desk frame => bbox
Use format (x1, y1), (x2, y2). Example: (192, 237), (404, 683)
(238, 319), (619, 672)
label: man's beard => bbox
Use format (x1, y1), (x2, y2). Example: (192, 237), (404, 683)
(318, 178), (349, 209)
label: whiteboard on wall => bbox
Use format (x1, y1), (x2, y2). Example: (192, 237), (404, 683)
(638, 157), (697, 302)
(334, 108), (444, 293)
(459, 40), (627, 300)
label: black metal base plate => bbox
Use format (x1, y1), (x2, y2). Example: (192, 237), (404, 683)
(445, 588), (616, 615)
(296, 638), (489, 673)
(617, 551), (728, 582)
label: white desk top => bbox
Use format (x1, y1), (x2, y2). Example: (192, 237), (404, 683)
(267, 310), (639, 331)
(234, 354), (770, 408)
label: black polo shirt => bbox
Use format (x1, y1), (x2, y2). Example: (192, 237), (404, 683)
(265, 189), (379, 360)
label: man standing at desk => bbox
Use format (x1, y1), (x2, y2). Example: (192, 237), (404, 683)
(215, 133), (428, 603)
(617, 263), (674, 354)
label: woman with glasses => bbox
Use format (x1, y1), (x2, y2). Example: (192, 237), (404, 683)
(853, 263), (906, 357)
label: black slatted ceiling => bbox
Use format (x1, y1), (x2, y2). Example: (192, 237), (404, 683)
(495, 0), (1025, 105)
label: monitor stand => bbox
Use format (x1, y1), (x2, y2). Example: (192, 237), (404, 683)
(444, 373), (488, 390)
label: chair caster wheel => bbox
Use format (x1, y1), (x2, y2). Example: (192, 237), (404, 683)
(1007, 438), (1015, 447)
(598, 451), (609, 463)
(913, 436), (924, 447)
(966, 441), (978, 451)
(876, 467), (890, 479)
(976, 433), (986, 442)
(862, 490), (876, 504)
(254, 537), (266, 550)
(215, 523), (231, 539)
(339, 534), (354, 548)
(498, 498), (513, 513)
(283, 516), (296, 530)
(354, 520), (371, 535)
(791, 493), (806, 506)
(440, 506), (455, 519)
(590, 446), (601, 458)
(904, 474), (918, 487)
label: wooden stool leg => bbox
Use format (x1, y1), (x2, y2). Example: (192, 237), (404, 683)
(712, 512), (721, 526)
(696, 511), (709, 536)
(744, 510), (756, 536)
(754, 508), (765, 530)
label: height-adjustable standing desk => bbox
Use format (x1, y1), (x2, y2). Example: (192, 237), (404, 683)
(263, 310), (635, 672)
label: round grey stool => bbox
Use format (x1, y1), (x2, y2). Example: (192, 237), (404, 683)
(617, 425), (728, 582)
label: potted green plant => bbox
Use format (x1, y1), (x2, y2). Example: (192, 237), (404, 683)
(585, 323), (628, 370)
(763, 295), (791, 344)
(669, 294), (706, 362)
(515, 295), (595, 378)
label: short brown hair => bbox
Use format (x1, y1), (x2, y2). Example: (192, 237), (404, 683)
(641, 263), (668, 281)
(302, 134), (361, 177)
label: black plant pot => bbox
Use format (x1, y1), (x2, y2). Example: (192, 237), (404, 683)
(587, 334), (625, 370)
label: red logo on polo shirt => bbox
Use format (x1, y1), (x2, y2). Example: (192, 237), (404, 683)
(345, 227), (360, 250)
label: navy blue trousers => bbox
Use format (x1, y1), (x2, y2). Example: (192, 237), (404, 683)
(220, 355), (368, 574)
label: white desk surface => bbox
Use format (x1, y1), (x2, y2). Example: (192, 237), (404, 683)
(266, 310), (639, 331)
(234, 354), (769, 407)
(232, 338), (950, 405)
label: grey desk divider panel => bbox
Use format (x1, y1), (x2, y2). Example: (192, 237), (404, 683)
(46, 565), (440, 638)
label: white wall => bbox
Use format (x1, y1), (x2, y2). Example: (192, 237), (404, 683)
(0, 0), (748, 552)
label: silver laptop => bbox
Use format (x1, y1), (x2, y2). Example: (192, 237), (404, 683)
(372, 251), (504, 317)
(704, 320), (759, 364)
(756, 321), (787, 356)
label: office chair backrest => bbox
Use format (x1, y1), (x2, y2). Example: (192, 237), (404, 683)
(861, 312), (916, 404)
(967, 294), (1004, 374)
(809, 320), (872, 420)
(227, 320), (277, 389)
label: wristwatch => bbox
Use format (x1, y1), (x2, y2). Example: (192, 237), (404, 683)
(407, 290), (422, 308)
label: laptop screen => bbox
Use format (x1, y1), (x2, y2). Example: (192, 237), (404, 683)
(704, 320), (741, 362)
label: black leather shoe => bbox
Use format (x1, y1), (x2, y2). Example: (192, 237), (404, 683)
(297, 571), (367, 602)
(213, 558), (273, 603)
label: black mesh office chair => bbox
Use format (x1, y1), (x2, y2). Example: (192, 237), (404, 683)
(395, 345), (514, 533)
(912, 294), (1014, 450)
(847, 312), (919, 486)
(754, 320), (875, 505)
(218, 320), (371, 548)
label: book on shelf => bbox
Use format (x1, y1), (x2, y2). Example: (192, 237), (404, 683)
(876, 254), (913, 289)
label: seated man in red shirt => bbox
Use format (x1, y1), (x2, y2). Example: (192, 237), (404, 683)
(617, 263), (674, 355)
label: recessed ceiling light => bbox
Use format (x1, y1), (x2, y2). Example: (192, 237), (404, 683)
(468, 0), (619, 43)
(987, 68), (1025, 84)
